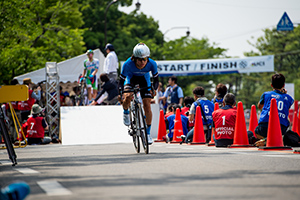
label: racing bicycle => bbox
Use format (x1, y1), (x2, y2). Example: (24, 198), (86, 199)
(122, 85), (153, 154)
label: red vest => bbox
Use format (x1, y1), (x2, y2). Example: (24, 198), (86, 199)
(26, 116), (45, 138)
(18, 90), (35, 111)
(213, 108), (237, 140)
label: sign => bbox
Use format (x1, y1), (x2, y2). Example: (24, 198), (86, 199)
(155, 55), (274, 77)
(277, 12), (294, 31)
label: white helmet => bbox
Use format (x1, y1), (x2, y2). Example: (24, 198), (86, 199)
(133, 43), (150, 58)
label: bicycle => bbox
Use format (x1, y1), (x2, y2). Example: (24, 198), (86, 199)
(122, 85), (153, 154)
(76, 77), (88, 106)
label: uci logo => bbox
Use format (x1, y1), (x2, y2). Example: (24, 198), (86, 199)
(239, 61), (247, 68)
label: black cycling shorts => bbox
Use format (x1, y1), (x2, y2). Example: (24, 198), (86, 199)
(124, 76), (152, 99)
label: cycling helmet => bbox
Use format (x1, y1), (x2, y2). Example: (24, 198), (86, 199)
(133, 43), (150, 58)
(86, 49), (94, 55)
(104, 43), (114, 51)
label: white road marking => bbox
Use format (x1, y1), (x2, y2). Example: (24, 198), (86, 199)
(14, 168), (40, 174)
(37, 180), (72, 196)
(0, 160), (13, 165)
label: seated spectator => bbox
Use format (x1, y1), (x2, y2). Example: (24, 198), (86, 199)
(253, 73), (294, 146)
(181, 96), (194, 116)
(166, 104), (189, 142)
(164, 103), (175, 119)
(21, 104), (51, 145)
(211, 83), (227, 107)
(212, 93), (237, 147)
(91, 73), (118, 105)
(185, 86), (214, 143)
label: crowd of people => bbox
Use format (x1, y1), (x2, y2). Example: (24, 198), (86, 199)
(1, 41), (297, 148)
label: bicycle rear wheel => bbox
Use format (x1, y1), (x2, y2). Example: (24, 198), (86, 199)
(137, 104), (149, 154)
(130, 103), (140, 153)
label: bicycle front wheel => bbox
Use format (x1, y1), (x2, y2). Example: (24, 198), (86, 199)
(137, 104), (148, 154)
(130, 103), (140, 153)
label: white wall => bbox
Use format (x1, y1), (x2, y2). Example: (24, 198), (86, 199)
(60, 104), (160, 145)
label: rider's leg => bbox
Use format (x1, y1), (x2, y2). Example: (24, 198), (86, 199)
(93, 89), (97, 100)
(122, 91), (133, 126)
(87, 87), (92, 101)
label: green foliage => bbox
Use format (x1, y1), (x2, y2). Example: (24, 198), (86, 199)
(0, 0), (86, 84)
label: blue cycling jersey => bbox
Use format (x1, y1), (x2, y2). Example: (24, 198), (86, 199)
(121, 58), (158, 87)
(258, 90), (294, 127)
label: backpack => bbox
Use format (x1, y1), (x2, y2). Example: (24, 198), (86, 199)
(283, 130), (300, 147)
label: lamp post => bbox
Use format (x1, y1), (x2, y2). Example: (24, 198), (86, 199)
(105, 0), (118, 45)
(163, 26), (190, 37)
(105, 0), (141, 45)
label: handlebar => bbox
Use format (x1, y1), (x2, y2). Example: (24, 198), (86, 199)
(122, 85), (154, 94)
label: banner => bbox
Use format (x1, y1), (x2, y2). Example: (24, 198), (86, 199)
(155, 55), (274, 76)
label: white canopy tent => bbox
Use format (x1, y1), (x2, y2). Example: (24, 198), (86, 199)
(14, 49), (105, 83)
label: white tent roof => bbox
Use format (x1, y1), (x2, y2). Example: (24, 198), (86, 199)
(14, 49), (105, 83)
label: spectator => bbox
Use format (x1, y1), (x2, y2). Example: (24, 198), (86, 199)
(162, 76), (184, 107)
(254, 73), (294, 146)
(212, 93), (237, 147)
(181, 96), (194, 116)
(104, 43), (119, 81)
(18, 78), (41, 122)
(21, 104), (51, 145)
(212, 83), (227, 107)
(153, 82), (164, 111)
(184, 86), (214, 143)
(165, 103), (175, 119)
(166, 104), (189, 142)
(91, 73), (118, 105)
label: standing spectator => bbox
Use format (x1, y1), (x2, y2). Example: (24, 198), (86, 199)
(162, 76), (184, 107)
(184, 86), (214, 143)
(254, 73), (294, 146)
(21, 104), (51, 145)
(211, 83), (227, 107)
(212, 93), (237, 147)
(18, 78), (41, 122)
(91, 73), (118, 105)
(104, 43), (119, 81)
(166, 105), (189, 142)
(81, 49), (99, 104)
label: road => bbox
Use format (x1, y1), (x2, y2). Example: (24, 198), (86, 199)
(1, 143), (300, 200)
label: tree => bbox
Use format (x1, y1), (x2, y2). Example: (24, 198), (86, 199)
(0, 0), (85, 85)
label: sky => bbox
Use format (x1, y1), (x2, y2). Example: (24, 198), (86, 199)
(119, 0), (300, 58)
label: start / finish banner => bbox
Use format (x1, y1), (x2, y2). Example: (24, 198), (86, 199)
(155, 55), (274, 76)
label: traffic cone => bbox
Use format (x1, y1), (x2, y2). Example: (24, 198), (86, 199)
(170, 108), (184, 143)
(229, 101), (252, 148)
(248, 105), (258, 136)
(292, 111), (298, 133)
(155, 110), (167, 142)
(259, 98), (292, 151)
(207, 102), (220, 146)
(190, 106), (206, 145)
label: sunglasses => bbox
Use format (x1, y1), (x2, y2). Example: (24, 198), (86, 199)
(137, 57), (148, 62)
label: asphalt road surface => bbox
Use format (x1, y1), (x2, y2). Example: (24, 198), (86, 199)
(1, 143), (300, 200)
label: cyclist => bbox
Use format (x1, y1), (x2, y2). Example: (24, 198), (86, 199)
(118, 43), (159, 144)
(81, 49), (99, 104)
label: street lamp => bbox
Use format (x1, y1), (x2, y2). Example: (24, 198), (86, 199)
(104, 0), (142, 44)
(163, 26), (190, 37)
(105, 0), (118, 45)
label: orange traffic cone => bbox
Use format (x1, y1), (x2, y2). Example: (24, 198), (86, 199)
(155, 110), (167, 142)
(207, 102), (220, 146)
(292, 111), (298, 133)
(248, 105), (258, 136)
(230, 101), (252, 148)
(170, 108), (184, 143)
(259, 98), (292, 150)
(190, 106), (206, 145)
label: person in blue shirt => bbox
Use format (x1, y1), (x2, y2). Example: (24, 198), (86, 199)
(254, 73), (294, 145)
(162, 76), (184, 107)
(184, 86), (214, 143)
(166, 104), (189, 142)
(118, 43), (159, 144)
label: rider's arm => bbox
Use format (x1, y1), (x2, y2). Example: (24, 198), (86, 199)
(118, 74), (126, 93)
(153, 72), (159, 90)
